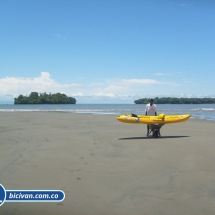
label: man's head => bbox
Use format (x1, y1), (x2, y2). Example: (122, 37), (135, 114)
(150, 98), (154, 106)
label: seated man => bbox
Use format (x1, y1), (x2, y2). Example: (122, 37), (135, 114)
(145, 98), (157, 136)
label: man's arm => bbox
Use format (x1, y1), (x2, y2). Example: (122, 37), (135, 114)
(145, 104), (148, 115)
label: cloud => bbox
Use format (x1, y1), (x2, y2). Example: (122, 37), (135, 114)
(71, 92), (84, 96)
(78, 78), (180, 102)
(122, 79), (158, 84)
(94, 93), (116, 98)
(154, 73), (168, 76)
(0, 72), (80, 100)
(88, 82), (103, 87)
(120, 78), (179, 86)
(106, 78), (178, 86)
(0, 72), (181, 103)
(55, 34), (66, 40)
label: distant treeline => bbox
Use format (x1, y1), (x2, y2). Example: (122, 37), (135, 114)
(14, 92), (76, 104)
(134, 97), (215, 104)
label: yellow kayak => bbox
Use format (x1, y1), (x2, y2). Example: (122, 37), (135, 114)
(117, 113), (191, 125)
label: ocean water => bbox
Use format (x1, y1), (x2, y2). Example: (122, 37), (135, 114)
(0, 104), (215, 121)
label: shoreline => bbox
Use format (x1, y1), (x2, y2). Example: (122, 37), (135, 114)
(1, 110), (215, 123)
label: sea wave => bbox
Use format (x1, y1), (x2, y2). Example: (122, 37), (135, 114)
(201, 108), (215, 111)
(0, 104), (215, 121)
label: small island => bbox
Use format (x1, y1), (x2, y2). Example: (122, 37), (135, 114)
(14, 92), (76, 104)
(134, 97), (215, 104)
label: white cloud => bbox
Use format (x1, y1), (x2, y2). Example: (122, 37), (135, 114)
(0, 72), (184, 103)
(122, 79), (158, 84)
(0, 72), (80, 100)
(71, 92), (84, 96)
(103, 84), (128, 93)
(120, 78), (179, 86)
(88, 82), (103, 87)
(55, 34), (66, 40)
(94, 93), (116, 98)
(154, 73), (167, 76)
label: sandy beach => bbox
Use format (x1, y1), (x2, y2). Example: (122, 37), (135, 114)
(1, 112), (215, 215)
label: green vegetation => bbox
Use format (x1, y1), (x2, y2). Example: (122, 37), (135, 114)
(14, 92), (76, 104)
(134, 97), (215, 104)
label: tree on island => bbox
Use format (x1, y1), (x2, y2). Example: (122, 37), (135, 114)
(14, 92), (76, 104)
(134, 97), (215, 104)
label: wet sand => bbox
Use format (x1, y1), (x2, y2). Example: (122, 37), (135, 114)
(1, 112), (215, 215)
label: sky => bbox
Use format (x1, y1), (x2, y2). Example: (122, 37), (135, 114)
(0, 0), (215, 104)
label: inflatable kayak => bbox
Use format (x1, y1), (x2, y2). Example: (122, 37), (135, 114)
(117, 113), (191, 125)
